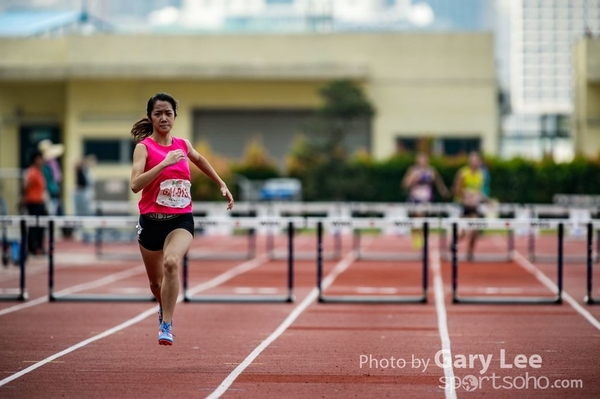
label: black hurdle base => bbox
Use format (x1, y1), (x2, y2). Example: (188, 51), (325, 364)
(49, 294), (156, 302)
(452, 296), (561, 305)
(47, 220), (155, 303)
(184, 295), (294, 303)
(452, 222), (563, 305)
(529, 254), (589, 264)
(0, 219), (28, 301)
(317, 222), (428, 304)
(318, 295), (427, 304)
(183, 222), (295, 303)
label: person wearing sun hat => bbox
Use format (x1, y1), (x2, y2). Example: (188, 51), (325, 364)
(37, 139), (64, 216)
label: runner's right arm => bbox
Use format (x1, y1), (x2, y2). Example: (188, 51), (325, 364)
(130, 143), (185, 193)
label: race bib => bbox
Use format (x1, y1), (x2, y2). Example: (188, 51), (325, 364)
(462, 189), (482, 207)
(411, 185), (432, 202)
(156, 179), (192, 208)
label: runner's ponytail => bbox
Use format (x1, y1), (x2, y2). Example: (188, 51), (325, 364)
(131, 118), (153, 143)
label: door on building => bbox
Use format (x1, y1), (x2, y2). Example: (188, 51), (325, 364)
(19, 125), (61, 169)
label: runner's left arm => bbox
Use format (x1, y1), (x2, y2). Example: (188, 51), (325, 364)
(185, 139), (234, 210)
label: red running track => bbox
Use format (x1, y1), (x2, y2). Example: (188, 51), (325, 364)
(0, 231), (599, 398)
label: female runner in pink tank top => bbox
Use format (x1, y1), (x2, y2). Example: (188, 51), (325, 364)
(130, 93), (234, 346)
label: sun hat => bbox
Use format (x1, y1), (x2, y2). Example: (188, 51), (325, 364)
(37, 139), (64, 161)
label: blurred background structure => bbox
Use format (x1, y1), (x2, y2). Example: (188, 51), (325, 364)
(502, 0), (599, 160)
(0, 0), (598, 213)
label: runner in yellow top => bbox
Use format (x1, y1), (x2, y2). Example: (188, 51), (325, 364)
(452, 151), (488, 260)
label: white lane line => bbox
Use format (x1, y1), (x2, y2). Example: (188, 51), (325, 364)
(0, 296), (48, 316)
(0, 306), (159, 388)
(513, 251), (600, 331)
(206, 251), (358, 399)
(489, 236), (600, 331)
(431, 249), (457, 399)
(0, 266), (144, 317)
(0, 255), (270, 387)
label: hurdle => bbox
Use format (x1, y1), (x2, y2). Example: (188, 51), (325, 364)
(316, 219), (428, 304)
(1, 198), (10, 267)
(0, 217), (28, 301)
(93, 213), (140, 261)
(48, 217), (155, 302)
(266, 226), (341, 261)
(183, 219), (295, 303)
(441, 229), (515, 262)
(351, 217), (425, 261)
(189, 218), (256, 261)
(439, 211), (515, 263)
(346, 203), (424, 262)
(266, 202), (343, 261)
(451, 218), (563, 304)
(527, 206), (599, 263)
(94, 215), (256, 261)
(585, 221), (600, 304)
(438, 203), (524, 263)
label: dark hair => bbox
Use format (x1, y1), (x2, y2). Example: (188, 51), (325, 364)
(130, 92), (178, 143)
(29, 150), (43, 166)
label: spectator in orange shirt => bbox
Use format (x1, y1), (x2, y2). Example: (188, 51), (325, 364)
(23, 150), (48, 255)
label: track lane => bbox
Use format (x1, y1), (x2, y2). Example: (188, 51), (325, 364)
(209, 235), (454, 398)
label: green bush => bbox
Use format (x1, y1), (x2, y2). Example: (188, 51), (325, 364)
(284, 153), (600, 203)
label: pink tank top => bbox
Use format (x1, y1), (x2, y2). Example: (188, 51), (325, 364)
(138, 136), (193, 215)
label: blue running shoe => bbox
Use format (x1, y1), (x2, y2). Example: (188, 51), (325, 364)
(158, 321), (174, 346)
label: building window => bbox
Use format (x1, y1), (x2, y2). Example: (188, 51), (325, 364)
(396, 137), (481, 157)
(441, 138), (481, 156)
(83, 139), (135, 164)
(396, 137), (419, 153)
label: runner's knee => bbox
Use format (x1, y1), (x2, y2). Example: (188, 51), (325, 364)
(163, 254), (180, 274)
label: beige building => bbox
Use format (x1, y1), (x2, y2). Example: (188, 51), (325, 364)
(0, 33), (497, 214)
(574, 38), (600, 159)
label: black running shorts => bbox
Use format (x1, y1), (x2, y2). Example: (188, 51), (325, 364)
(461, 204), (482, 218)
(137, 213), (194, 251)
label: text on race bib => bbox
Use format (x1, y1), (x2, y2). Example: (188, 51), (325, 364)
(462, 189), (482, 207)
(156, 179), (192, 208)
(411, 185), (432, 202)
